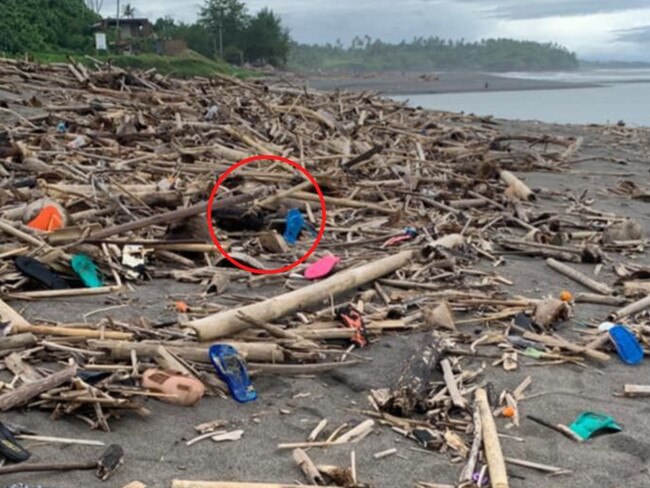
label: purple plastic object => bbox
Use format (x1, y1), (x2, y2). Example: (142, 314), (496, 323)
(304, 255), (341, 280)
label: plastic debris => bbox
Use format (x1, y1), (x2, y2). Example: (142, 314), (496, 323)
(569, 412), (622, 440)
(209, 344), (257, 403)
(70, 254), (103, 288)
(304, 255), (340, 280)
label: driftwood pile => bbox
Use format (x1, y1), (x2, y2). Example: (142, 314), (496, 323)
(0, 56), (648, 486)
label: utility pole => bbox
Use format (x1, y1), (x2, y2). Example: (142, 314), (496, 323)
(218, 5), (224, 59)
(219, 22), (223, 59)
(116, 0), (121, 39)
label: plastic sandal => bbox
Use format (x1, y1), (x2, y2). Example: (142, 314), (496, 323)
(71, 254), (103, 288)
(569, 411), (622, 440)
(304, 255), (340, 280)
(609, 324), (644, 365)
(0, 421), (30, 463)
(14, 256), (69, 290)
(209, 344), (257, 403)
(141, 369), (205, 406)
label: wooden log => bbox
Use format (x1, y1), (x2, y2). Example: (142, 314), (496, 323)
(6, 286), (122, 300)
(574, 293), (626, 306)
(504, 457), (569, 474)
(500, 170), (534, 201)
(293, 449), (324, 485)
(249, 361), (358, 375)
(172, 482), (339, 488)
(526, 415), (582, 442)
(623, 384), (650, 397)
(0, 297), (31, 329)
(0, 332), (36, 351)
(458, 403), (482, 484)
(292, 190), (397, 214)
(14, 324), (132, 341)
(88, 339), (285, 363)
(545, 258), (614, 295)
(188, 250), (416, 340)
(0, 364), (77, 411)
(522, 331), (609, 362)
(440, 359), (466, 409)
(609, 295), (650, 321)
(475, 388), (509, 488)
(84, 191), (258, 242)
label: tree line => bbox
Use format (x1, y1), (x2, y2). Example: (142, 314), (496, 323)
(0, 0), (99, 53)
(0, 0), (579, 72)
(289, 37), (579, 72)
(0, 0), (290, 67)
(155, 0), (290, 66)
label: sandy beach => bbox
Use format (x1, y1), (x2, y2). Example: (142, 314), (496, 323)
(1, 61), (649, 488)
(305, 71), (598, 95)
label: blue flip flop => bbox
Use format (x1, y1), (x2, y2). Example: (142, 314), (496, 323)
(609, 324), (644, 365)
(208, 344), (257, 403)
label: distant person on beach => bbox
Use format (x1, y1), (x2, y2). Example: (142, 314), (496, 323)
(484, 81), (489, 90)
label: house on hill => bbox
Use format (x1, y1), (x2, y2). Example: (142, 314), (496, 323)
(97, 18), (154, 39)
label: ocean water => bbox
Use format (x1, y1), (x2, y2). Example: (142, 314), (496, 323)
(393, 71), (650, 127)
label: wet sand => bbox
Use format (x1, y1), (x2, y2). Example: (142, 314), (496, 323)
(306, 71), (599, 95)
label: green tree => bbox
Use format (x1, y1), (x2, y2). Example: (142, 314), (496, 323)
(154, 18), (215, 58)
(243, 8), (290, 66)
(0, 0), (99, 54)
(199, 0), (249, 56)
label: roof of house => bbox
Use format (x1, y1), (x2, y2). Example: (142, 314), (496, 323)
(100, 18), (153, 27)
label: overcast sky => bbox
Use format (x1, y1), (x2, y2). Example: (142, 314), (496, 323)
(102, 0), (650, 61)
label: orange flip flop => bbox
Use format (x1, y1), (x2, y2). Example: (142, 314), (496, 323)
(141, 369), (205, 407)
(26, 205), (64, 232)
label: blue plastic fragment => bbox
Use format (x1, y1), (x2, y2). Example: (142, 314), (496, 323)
(283, 208), (305, 245)
(404, 227), (418, 238)
(609, 324), (644, 365)
(208, 344), (257, 403)
(56, 122), (67, 134)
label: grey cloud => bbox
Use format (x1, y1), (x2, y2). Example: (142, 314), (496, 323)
(615, 25), (650, 43)
(453, 0), (650, 19)
(99, 0), (650, 61)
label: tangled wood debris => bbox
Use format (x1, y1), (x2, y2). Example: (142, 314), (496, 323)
(0, 57), (648, 487)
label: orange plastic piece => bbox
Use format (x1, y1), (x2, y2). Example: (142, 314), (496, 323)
(175, 301), (189, 313)
(559, 290), (573, 302)
(26, 205), (64, 232)
(502, 406), (516, 418)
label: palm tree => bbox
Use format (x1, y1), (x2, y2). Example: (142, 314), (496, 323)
(122, 3), (136, 18)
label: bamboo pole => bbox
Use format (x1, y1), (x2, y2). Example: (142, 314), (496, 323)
(88, 339), (285, 363)
(292, 190), (398, 214)
(609, 294), (650, 321)
(522, 331), (609, 362)
(545, 258), (613, 295)
(187, 250), (415, 340)
(14, 324), (132, 340)
(84, 191), (258, 242)
(475, 388), (509, 488)
(5, 285), (122, 300)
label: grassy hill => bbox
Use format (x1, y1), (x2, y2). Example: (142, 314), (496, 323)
(27, 50), (250, 78)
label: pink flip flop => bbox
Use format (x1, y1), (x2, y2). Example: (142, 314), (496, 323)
(304, 255), (341, 280)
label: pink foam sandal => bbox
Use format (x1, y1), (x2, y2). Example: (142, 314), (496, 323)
(304, 255), (341, 280)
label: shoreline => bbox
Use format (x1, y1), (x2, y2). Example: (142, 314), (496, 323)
(304, 71), (601, 95)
